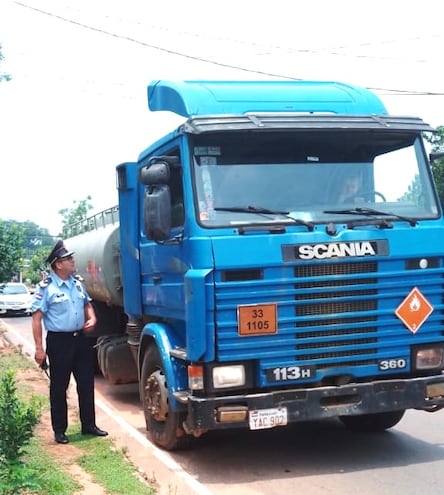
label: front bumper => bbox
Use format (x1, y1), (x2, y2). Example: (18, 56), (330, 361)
(0, 307), (31, 316)
(184, 375), (444, 430)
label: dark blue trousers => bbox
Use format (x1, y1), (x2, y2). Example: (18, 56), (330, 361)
(46, 331), (96, 434)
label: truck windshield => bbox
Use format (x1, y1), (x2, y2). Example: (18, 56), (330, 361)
(191, 130), (439, 227)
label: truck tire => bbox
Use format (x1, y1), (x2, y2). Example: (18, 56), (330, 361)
(339, 410), (405, 432)
(140, 344), (190, 450)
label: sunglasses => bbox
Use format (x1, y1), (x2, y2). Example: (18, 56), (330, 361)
(59, 255), (74, 262)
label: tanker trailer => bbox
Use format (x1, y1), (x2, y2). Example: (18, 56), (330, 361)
(66, 221), (139, 384)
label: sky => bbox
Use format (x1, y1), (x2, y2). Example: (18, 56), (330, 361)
(0, 0), (443, 235)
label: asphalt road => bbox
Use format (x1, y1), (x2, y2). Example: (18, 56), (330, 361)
(3, 315), (444, 495)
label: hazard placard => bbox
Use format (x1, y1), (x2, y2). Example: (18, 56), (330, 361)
(395, 287), (433, 334)
(238, 303), (277, 336)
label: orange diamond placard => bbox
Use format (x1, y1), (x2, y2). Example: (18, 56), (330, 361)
(395, 287), (434, 334)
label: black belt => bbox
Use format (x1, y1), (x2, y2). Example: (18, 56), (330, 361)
(48, 330), (83, 337)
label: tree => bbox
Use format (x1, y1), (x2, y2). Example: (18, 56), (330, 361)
(22, 246), (52, 285)
(425, 126), (444, 205)
(0, 198), (95, 284)
(0, 220), (56, 285)
(399, 127), (444, 207)
(58, 196), (93, 237)
(0, 221), (25, 282)
(20, 221), (62, 284)
(0, 43), (11, 83)
(21, 221), (54, 252)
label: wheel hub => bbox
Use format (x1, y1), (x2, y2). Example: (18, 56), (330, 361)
(146, 369), (169, 422)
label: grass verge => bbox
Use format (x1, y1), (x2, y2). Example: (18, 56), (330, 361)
(70, 430), (155, 494)
(22, 438), (82, 495)
(0, 325), (156, 495)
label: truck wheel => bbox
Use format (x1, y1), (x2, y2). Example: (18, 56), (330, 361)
(140, 345), (190, 450)
(339, 410), (405, 432)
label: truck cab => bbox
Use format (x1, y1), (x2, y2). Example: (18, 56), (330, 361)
(72, 81), (444, 450)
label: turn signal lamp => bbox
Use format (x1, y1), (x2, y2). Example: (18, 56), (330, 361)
(188, 364), (204, 390)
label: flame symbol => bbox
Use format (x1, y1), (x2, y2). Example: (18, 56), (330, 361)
(410, 295), (421, 312)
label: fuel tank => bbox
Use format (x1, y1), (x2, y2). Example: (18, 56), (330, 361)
(65, 224), (123, 307)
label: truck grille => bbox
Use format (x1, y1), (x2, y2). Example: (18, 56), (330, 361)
(214, 258), (444, 385)
(294, 262), (377, 366)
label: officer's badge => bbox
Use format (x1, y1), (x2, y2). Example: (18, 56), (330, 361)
(38, 277), (52, 288)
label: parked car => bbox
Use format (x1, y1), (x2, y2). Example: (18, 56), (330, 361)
(0, 282), (33, 316)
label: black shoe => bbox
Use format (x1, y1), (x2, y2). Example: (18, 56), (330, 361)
(55, 432), (69, 444)
(81, 425), (108, 437)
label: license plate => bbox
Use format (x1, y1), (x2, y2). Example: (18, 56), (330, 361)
(249, 407), (288, 430)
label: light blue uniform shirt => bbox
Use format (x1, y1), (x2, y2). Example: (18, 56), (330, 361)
(31, 273), (91, 332)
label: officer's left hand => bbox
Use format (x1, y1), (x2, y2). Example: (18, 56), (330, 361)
(83, 318), (97, 333)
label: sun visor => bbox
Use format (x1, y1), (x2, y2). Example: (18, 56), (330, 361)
(147, 80), (388, 118)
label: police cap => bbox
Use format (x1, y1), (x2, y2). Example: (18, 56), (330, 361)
(46, 240), (75, 266)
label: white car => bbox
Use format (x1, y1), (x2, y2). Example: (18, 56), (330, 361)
(0, 282), (33, 316)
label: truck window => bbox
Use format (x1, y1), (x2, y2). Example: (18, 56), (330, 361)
(191, 131), (439, 227)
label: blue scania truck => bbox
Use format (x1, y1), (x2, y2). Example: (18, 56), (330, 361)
(66, 80), (444, 450)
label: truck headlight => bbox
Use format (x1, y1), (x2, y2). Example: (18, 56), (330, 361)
(213, 365), (246, 389)
(414, 346), (444, 370)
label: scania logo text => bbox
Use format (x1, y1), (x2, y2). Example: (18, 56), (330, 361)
(296, 241), (377, 260)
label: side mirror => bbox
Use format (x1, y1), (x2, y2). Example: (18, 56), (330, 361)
(139, 162), (170, 185)
(143, 185), (171, 241)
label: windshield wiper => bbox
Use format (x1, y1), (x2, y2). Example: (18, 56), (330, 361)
(215, 205), (314, 231)
(215, 205), (290, 215)
(323, 207), (418, 227)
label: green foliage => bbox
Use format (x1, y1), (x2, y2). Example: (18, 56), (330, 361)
(0, 334), (157, 495)
(0, 197), (95, 283)
(431, 160), (444, 206)
(0, 461), (41, 495)
(0, 370), (42, 494)
(23, 245), (52, 284)
(59, 195), (94, 237)
(21, 220), (54, 252)
(0, 221), (25, 282)
(0, 43), (11, 83)
(425, 125), (444, 151)
(0, 347), (80, 495)
(73, 430), (155, 494)
(0, 370), (41, 463)
(21, 221), (55, 284)
(425, 126), (444, 206)
(22, 438), (81, 495)
(0, 219), (54, 283)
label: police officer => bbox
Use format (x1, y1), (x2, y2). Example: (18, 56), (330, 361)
(31, 240), (108, 444)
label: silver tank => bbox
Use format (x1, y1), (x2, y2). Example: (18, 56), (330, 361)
(65, 224), (123, 307)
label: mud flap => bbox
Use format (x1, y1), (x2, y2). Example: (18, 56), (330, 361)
(97, 335), (138, 384)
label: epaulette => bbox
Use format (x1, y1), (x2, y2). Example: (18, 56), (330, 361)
(74, 274), (84, 282)
(38, 276), (52, 288)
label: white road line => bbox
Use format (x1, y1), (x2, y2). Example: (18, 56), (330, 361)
(2, 320), (215, 495)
